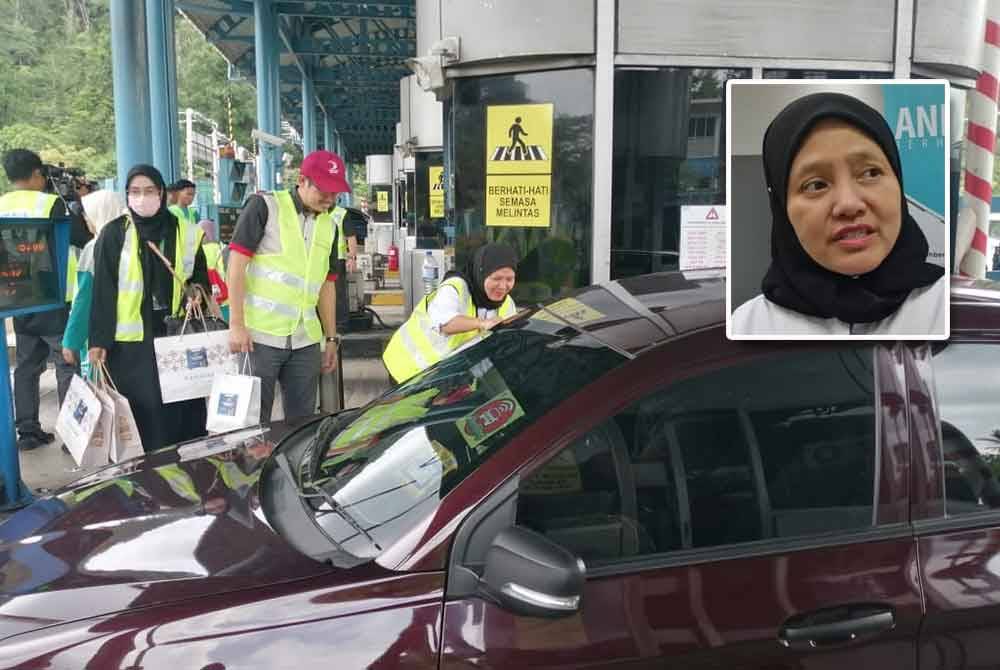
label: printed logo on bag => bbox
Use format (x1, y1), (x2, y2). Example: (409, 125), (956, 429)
(218, 393), (239, 416)
(186, 347), (209, 369)
(73, 401), (88, 424)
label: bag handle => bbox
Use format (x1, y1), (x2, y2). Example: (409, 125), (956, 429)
(240, 352), (254, 377)
(145, 238), (225, 325)
(97, 360), (120, 394)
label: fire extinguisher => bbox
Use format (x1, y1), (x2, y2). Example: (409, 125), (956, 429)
(387, 243), (399, 271)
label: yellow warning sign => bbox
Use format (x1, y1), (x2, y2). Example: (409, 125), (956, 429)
(485, 104), (553, 175)
(376, 190), (389, 213)
(486, 103), (553, 228)
(429, 166), (445, 218)
(533, 297), (605, 326)
(486, 175), (551, 228)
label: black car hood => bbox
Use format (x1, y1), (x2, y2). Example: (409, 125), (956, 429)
(0, 420), (331, 640)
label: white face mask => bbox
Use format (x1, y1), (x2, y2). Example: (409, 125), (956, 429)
(128, 194), (160, 218)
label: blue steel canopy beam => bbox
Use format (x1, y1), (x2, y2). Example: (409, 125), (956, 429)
(176, 1), (253, 15)
(275, 1), (415, 19)
(290, 36), (415, 57)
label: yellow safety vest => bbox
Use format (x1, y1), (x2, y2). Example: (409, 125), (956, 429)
(0, 191), (71, 299)
(115, 216), (204, 342)
(66, 246), (78, 302)
(0, 190), (58, 218)
(168, 204), (197, 228)
(243, 192), (343, 344)
(202, 241), (224, 274)
(382, 276), (516, 384)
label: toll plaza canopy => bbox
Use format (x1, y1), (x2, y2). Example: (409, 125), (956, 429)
(177, 0), (415, 162)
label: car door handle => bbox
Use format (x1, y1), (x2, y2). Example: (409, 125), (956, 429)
(779, 605), (895, 648)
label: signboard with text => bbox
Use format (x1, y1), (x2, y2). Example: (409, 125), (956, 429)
(485, 103), (553, 228)
(429, 166), (445, 218)
(679, 205), (726, 272)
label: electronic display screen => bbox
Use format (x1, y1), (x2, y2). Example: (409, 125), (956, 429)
(0, 219), (68, 315)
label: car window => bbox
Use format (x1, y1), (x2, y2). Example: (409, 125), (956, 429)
(931, 343), (1000, 517)
(516, 348), (879, 565)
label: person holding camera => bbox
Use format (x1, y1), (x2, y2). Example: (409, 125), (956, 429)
(0, 149), (91, 451)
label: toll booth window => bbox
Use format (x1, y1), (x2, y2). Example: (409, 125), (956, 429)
(450, 68), (594, 305)
(0, 224), (60, 311)
(610, 67), (750, 281)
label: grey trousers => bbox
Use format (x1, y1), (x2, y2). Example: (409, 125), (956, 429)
(249, 343), (321, 424)
(14, 333), (77, 435)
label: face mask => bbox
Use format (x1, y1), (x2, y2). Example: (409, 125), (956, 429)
(128, 195), (160, 218)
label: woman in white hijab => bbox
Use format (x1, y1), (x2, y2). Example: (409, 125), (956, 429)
(61, 190), (126, 372)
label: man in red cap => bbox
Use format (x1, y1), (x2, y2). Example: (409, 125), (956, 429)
(226, 150), (351, 423)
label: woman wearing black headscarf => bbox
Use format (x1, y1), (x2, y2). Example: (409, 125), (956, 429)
(88, 165), (211, 451)
(383, 242), (518, 384)
(731, 92), (946, 337)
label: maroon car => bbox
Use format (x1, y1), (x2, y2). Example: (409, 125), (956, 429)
(0, 271), (999, 669)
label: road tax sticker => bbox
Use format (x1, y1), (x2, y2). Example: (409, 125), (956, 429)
(532, 298), (605, 326)
(458, 391), (526, 452)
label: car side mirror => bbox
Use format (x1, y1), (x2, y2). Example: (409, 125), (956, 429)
(478, 526), (585, 618)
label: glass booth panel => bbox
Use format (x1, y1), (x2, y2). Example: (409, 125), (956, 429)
(611, 67), (750, 280)
(450, 68), (594, 304)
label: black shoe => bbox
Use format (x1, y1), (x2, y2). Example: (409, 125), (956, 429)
(19, 429), (54, 445)
(16, 434), (44, 451)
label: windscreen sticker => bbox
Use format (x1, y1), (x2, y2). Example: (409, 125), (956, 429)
(532, 297), (605, 326)
(458, 390), (525, 452)
(519, 449), (583, 495)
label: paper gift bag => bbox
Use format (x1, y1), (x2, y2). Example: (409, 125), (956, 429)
(206, 358), (261, 434)
(97, 363), (144, 463)
(56, 375), (106, 468)
(86, 380), (116, 467)
(154, 329), (237, 403)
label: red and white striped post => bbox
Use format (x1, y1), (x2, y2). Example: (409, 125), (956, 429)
(957, 5), (1000, 278)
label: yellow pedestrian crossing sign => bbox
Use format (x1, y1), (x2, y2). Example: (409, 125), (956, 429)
(429, 165), (445, 218)
(485, 103), (554, 228)
(486, 104), (553, 175)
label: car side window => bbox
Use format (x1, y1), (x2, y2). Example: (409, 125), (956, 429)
(931, 343), (1000, 517)
(516, 349), (879, 565)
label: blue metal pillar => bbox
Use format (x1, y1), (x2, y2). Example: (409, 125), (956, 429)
(254, 0), (280, 190)
(110, 0), (154, 188)
(323, 113), (333, 152)
(145, 0), (180, 183)
(302, 72), (317, 154)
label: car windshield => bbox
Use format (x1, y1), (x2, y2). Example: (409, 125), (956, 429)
(295, 308), (638, 562)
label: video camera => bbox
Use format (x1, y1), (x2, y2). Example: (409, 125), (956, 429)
(42, 163), (86, 202)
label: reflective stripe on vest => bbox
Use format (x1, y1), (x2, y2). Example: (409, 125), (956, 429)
(382, 276), (516, 383)
(243, 193), (339, 343)
(66, 246), (79, 302)
(0, 191), (58, 218)
(114, 218), (201, 341)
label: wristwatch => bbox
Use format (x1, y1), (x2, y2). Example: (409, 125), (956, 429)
(325, 334), (342, 344)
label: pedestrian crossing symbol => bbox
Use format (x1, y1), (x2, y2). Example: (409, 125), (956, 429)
(429, 165), (445, 218)
(486, 103), (553, 176)
(486, 103), (554, 228)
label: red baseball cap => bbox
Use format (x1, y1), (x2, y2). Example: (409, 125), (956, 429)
(300, 150), (351, 194)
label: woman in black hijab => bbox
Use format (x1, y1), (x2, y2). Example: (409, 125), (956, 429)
(382, 242), (518, 384)
(88, 165), (211, 451)
(731, 91), (946, 337)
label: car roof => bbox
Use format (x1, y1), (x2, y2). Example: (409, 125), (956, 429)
(533, 271), (1000, 355)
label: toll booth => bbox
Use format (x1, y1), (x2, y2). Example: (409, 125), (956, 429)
(0, 217), (70, 509)
(414, 0), (980, 296)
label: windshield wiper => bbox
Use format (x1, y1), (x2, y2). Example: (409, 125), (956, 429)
(276, 451), (383, 552)
(534, 303), (636, 360)
(302, 409), (360, 482)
